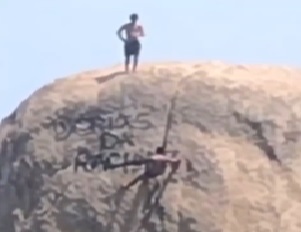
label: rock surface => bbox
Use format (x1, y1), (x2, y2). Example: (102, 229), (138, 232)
(1, 61), (301, 232)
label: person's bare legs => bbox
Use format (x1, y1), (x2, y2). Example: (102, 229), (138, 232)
(133, 54), (139, 72)
(121, 173), (146, 189)
(125, 55), (130, 73)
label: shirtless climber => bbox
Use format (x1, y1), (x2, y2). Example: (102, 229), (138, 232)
(116, 13), (145, 72)
(104, 146), (181, 189)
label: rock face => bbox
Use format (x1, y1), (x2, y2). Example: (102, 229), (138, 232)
(1, 62), (301, 232)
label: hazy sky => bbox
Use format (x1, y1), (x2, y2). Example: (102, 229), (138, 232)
(1, 0), (301, 119)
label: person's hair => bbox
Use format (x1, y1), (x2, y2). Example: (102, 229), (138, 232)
(156, 146), (165, 154)
(130, 13), (139, 21)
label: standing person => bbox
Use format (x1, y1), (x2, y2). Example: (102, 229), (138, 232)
(116, 13), (145, 72)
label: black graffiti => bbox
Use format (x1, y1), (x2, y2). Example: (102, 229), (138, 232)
(42, 106), (154, 140)
(74, 150), (145, 174)
(73, 146), (195, 176)
(99, 131), (134, 150)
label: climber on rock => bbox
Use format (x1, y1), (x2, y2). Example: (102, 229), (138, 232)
(104, 146), (181, 189)
(116, 13), (145, 73)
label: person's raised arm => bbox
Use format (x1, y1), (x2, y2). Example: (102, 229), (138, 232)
(116, 24), (126, 42)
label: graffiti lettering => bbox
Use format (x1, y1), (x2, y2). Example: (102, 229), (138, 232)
(74, 146), (195, 175)
(129, 112), (154, 130)
(123, 152), (130, 174)
(106, 113), (154, 130)
(42, 106), (154, 141)
(99, 131), (134, 150)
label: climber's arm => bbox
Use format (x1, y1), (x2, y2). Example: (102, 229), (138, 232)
(151, 154), (179, 163)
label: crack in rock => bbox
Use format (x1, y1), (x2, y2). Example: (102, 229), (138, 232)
(232, 111), (282, 165)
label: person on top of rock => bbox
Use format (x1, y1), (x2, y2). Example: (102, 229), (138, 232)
(116, 13), (145, 73)
(104, 146), (181, 189)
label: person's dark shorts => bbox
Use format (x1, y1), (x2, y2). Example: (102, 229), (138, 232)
(124, 40), (141, 57)
(144, 171), (161, 178)
(144, 161), (166, 178)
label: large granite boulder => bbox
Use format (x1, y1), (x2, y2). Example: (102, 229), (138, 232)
(1, 62), (301, 232)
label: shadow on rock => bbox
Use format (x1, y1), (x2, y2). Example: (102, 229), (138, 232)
(103, 169), (175, 232)
(232, 111), (282, 165)
(56, 197), (105, 232)
(132, 168), (178, 232)
(121, 182), (150, 232)
(103, 178), (151, 232)
(95, 71), (127, 84)
(177, 212), (198, 232)
(103, 186), (127, 232)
